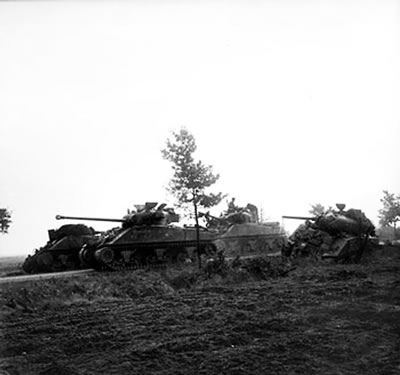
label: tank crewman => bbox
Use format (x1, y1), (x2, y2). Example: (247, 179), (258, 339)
(227, 198), (239, 214)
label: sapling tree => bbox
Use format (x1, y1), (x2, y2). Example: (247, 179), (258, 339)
(378, 190), (400, 238)
(162, 127), (225, 265)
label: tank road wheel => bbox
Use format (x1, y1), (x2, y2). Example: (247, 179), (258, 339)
(36, 252), (54, 272)
(94, 247), (127, 271)
(120, 250), (140, 269)
(22, 254), (39, 274)
(79, 245), (97, 269)
(95, 247), (115, 266)
(175, 249), (190, 264)
(56, 254), (76, 271)
(127, 258), (141, 270)
(145, 254), (159, 267)
(202, 243), (217, 257)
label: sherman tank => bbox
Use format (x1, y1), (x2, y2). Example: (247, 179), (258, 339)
(57, 203), (218, 271)
(22, 224), (100, 274)
(282, 204), (375, 263)
(200, 202), (288, 259)
(54, 201), (287, 271)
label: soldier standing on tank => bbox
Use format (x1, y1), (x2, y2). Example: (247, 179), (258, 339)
(227, 198), (238, 214)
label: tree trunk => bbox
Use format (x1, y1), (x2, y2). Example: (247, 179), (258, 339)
(193, 200), (201, 269)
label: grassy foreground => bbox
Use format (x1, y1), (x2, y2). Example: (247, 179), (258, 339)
(0, 256), (292, 313)
(1, 249), (400, 375)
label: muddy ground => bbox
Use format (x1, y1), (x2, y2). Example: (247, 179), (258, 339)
(1, 248), (399, 375)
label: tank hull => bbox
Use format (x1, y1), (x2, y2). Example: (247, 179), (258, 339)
(22, 235), (97, 274)
(22, 224), (98, 274)
(80, 223), (288, 271)
(23, 210), (289, 273)
(80, 225), (218, 270)
(214, 223), (287, 258)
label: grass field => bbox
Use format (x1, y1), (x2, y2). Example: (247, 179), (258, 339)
(0, 256), (26, 277)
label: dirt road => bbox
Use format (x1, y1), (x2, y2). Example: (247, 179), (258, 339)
(1, 248), (399, 375)
(0, 269), (94, 285)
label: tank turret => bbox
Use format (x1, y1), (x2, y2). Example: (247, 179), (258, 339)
(56, 202), (180, 228)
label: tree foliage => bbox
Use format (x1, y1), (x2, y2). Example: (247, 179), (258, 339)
(0, 208), (12, 234)
(378, 190), (400, 229)
(161, 127), (225, 219)
(309, 203), (326, 216)
(308, 203), (335, 216)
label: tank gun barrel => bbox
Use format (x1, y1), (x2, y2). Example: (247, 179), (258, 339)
(56, 215), (125, 223)
(282, 215), (316, 221)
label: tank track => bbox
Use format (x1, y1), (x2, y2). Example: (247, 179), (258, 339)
(22, 248), (83, 274)
(97, 261), (169, 272)
(80, 242), (217, 272)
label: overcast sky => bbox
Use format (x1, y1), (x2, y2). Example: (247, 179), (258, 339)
(1, 0), (399, 257)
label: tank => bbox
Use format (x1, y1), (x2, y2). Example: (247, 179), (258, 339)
(55, 202), (287, 271)
(201, 202), (288, 259)
(57, 203), (218, 271)
(22, 224), (100, 274)
(282, 204), (375, 262)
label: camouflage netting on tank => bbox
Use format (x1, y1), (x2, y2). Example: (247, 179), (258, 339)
(50, 224), (95, 242)
(283, 207), (377, 263)
(285, 223), (333, 258)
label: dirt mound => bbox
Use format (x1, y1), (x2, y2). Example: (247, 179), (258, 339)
(1, 256), (295, 313)
(0, 270), (175, 314)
